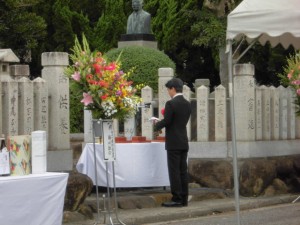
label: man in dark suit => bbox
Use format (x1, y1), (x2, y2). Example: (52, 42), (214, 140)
(155, 78), (191, 207)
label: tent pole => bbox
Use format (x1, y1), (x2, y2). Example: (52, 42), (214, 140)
(234, 39), (258, 63)
(228, 39), (241, 225)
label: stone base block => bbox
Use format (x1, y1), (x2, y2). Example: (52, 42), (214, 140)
(47, 149), (73, 171)
(188, 139), (300, 159)
(118, 40), (157, 49)
(118, 33), (157, 49)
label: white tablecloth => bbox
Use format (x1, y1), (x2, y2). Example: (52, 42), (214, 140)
(0, 172), (69, 225)
(76, 142), (170, 187)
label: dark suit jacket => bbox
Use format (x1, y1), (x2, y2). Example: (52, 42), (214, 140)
(155, 95), (191, 151)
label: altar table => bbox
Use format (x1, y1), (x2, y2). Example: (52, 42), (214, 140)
(76, 142), (170, 187)
(0, 172), (69, 225)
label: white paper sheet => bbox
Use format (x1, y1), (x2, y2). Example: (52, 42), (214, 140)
(0, 147), (10, 175)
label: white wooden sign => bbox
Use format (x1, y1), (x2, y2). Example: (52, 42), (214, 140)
(102, 120), (116, 162)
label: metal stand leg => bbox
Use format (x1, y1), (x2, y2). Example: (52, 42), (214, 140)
(112, 161), (126, 225)
(92, 120), (101, 225)
(103, 162), (126, 225)
(92, 119), (126, 225)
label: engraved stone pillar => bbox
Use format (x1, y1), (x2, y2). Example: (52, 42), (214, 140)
(84, 110), (93, 143)
(0, 49), (19, 136)
(278, 86), (288, 140)
(2, 78), (18, 136)
(41, 52), (72, 171)
(113, 119), (119, 137)
(183, 85), (191, 141)
(18, 77), (34, 135)
(215, 85), (227, 141)
(287, 87), (296, 139)
(270, 86), (280, 140)
(197, 85), (209, 141)
(261, 85), (271, 140)
(124, 117), (136, 141)
(141, 86), (154, 140)
(233, 64), (255, 141)
(255, 86), (262, 140)
(158, 68), (173, 137)
(33, 78), (48, 133)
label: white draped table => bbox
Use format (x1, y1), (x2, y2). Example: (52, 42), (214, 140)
(0, 172), (69, 225)
(76, 142), (170, 187)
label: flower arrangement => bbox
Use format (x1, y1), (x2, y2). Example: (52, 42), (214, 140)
(65, 34), (142, 120)
(278, 51), (300, 116)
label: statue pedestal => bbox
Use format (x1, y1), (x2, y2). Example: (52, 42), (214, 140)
(118, 34), (157, 49)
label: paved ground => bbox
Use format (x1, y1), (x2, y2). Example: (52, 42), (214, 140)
(63, 187), (300, 225)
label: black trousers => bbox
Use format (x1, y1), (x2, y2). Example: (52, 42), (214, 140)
(166, 150), (188, 203)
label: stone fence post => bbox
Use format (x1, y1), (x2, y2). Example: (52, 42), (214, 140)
(197, 85), (209, 141)
(215, 85), (227, 141)
(141, 86), (154, 140)
(233, 64), (255, 141)
(158, 68), (173, 137)
(41, 52), (72, 171)
(2, 78), (18, 136)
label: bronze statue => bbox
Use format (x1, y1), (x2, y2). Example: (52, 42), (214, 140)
(126, 0), (151, 34)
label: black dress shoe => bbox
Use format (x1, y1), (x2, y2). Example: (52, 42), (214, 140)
(162, 201), (183, 207)
(182, 201), (188, 207)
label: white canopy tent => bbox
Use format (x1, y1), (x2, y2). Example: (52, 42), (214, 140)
(227, 0), (300, 50)
(226, 1), (300, 224)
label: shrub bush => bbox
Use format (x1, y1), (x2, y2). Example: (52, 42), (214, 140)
(105, 46), (176, 93)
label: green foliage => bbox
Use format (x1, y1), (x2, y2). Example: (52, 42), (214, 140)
(92, 0), (126, 52)
(152, 0), (178, 50)
(69, 82), (84, 133)
(151, 0), (197, 55)
(277, 52), (300, 116)
(0, 0), (47, 62)
(191, 9), (226, 48)
(105, 46), (176, 93)
(148, 0), (219, 86)
(278, 52), (300, 86)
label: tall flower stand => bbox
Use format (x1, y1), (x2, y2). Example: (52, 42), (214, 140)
(92, 119), (126, 225)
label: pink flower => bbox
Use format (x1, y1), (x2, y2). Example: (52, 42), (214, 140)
(287, 73), (292, 79)
(297, 89), (300, 96)
(292, 80), (300, 85)
(81, 92), (93, 106)
(71, 71), (81, 81)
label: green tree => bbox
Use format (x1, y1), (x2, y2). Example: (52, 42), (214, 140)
(146, 0), (218, 87)
(0, 0), (47, 63)
(31, 0), (103, 76)
(92, 0), (126, 52)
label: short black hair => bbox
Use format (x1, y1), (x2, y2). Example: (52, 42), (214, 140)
(165, 78), (183, 92)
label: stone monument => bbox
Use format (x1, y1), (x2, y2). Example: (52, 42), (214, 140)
(118, 0), (157, 49)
